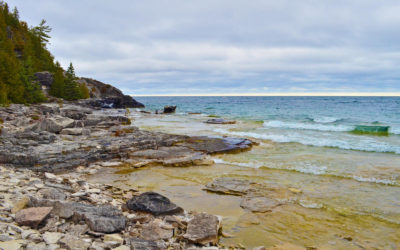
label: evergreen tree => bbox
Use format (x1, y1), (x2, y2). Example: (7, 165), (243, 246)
(49, 61), (65, 98)
(64, 63), (80, 100)
(79, 83), (90, 99)
(31, 19), (51, 45)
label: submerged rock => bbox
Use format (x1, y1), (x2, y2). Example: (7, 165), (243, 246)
(240, 196), (280, 213)
(205, 118), (236, 124)
(184, 212), (221, 245)
(178, 136), (253, 154)
(126, 192), (183, 216)
(205, 177), (256, 195)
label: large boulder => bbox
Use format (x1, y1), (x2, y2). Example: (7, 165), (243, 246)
(29, 198), (126, 233)
(15, 207), (53, 228)
(35, 71), (53, 87)
(126, 192), (183, 216)
(30, 116), (75, 134)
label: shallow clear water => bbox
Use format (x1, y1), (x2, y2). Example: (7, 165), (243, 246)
(91, 96), (400, 248)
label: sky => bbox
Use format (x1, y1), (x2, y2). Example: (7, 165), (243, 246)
(7, 0), (400, 96)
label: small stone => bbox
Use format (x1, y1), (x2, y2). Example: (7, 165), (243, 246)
(34, 183), (45, 189)
(11, 196), (30, 214)
(26, 242), (47, 250)
(71, 192), (87, 197)
(44, 172), (57, 180)
(43, 232), (63, 244)
(113, 245), (130, 250)
(288, 188), (302, 193)
(60, 234), (91, 250)
(0, 240), (24, 250)
(87, 188), (101, 194)
(0, 234), (14, 241)
(15, 207), (53, 228)
(104, 233), (124, 244)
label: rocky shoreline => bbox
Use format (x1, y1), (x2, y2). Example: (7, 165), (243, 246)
(0, 101), (258, 249)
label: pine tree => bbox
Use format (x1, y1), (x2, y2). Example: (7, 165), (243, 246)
(64, 62), (80, 100)
(31, 19), (51, 45)
(49, 61), (65, 98)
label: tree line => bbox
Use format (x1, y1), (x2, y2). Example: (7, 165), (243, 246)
(0, 1), (89, 105)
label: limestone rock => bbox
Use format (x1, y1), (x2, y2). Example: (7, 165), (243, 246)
(141, 219), (174, 241)
(43, 231), (63, 244)
(205, 118), (236, 124)
(104, 233), (124, 244)
(31, 116), (75, 134)
(240, 196), (280, 213)
(126, 192), (183, 216)
(11, 195), (30, 213)
(60, 234), (91, 250)
(127, 237), (165, 250)
(184, 213), (221, 245)
(0, 239), (24, 250)
(15, 206), (52, 228)
(39, 188), (66, 200)
(205, 177), (255, 195)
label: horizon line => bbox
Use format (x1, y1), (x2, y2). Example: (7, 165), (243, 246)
(132, 92), (400, 97)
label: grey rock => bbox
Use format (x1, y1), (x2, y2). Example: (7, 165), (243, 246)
(59, 234), (91, 250)
(30, 116), (75, 134)
(204, 177), (256, 195)
(30, 198), (126, 233)
(240, 196), (280, 213)
(15, 206), (53, 228)
(35, 71), (53, 87)
(205, 118), (236, 124)
(163, 106), (176, 114)
(127, 237), (166, 250)
(141, 219), (173, 241)
(126, 192), (183, 216)
(39, 188), (66, 200)
(184, 213), (221, 245)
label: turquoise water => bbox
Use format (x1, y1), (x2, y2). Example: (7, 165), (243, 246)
(136, 96), (400, 154)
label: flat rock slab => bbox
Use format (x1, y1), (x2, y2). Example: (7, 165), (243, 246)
(205, 118), (236, 124)
(29, 198), (126, 233)
(128, 237), (166, 250)
(178, 136), (252, 154)
(240, 196), (280, 213)
(204, 177), (256, 195)
(15, 206), (53, 228)
(184, 213), (221, 245)
(126, 192), (183, 216)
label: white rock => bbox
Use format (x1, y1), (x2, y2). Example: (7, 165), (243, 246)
(43, 232), (63, 245)
(104, 234), (124, 244)
(44, 172), (57, 180)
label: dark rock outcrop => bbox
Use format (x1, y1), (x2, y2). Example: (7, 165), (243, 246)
(126, 192), (184, 216)
(163, 106), (176, 114)
(35, 72), (54, 88)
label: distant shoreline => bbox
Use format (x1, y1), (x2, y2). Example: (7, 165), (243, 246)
(132, 93), (400, 97)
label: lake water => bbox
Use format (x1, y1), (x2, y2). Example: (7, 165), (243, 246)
(91, 96), (400, 248)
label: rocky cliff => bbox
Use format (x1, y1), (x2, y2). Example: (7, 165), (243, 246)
(35, 72), (144, 109)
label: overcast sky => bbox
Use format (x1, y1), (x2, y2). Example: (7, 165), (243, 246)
(7, 0), (400, 95)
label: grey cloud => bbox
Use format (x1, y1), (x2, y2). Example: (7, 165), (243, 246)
(6, 0), (400, 94)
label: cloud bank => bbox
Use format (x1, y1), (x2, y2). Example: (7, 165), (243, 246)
(7, 0), (400, 95)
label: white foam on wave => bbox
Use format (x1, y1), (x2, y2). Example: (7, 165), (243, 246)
(263, 120), (353, 132)
(213, 158), (398, 185)
(299, 200), (324, 209)
(213, 128), (400, 154)
(312, 116), (340, 124)
(353, 176), (397, 185)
